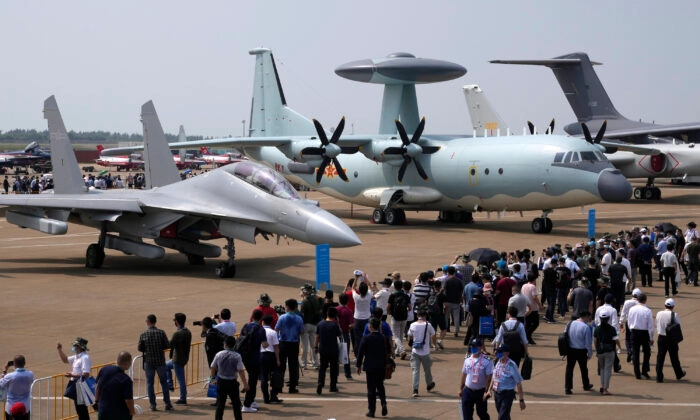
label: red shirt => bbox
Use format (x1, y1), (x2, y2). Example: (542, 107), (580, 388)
(496, 277), (516, 305)
(336, 305), (354, 333)
(251, 305), (278, 328)
(344, 290), (355, 313)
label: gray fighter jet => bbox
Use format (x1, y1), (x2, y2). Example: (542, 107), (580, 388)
(0, 96), (360, 277)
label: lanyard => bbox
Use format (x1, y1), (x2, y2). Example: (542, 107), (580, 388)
(470, 354), (484, 383)
(492, 360), (507, 390)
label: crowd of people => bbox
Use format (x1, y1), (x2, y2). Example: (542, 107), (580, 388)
(1, 222), (694, 419)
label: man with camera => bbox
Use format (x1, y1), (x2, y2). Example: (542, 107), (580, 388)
(1, 355), (34, 419)
(213, 308), (237, 337)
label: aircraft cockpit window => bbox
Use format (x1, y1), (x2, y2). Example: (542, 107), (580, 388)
(554, 152), (565, 163)
(232, 162), (301, 200)
(571, 152), (580, 162)
(595, 151), (607, 161)
(580, 151), (597, 161)
(563, 151), (572, 163)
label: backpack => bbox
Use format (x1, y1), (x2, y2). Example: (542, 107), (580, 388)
(426, 292), (441, 315)
(234, 323), (260, 363)
(502, 321), (524, 356)
(390, 292), (409, 321)
(558, 322), (571, 358)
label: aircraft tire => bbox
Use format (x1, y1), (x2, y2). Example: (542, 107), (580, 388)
(86, 243), (105, 269)
(385, 209), (399, 225)
(634, 187), (643, 199)
(644, 188), (654, 200)
(396, 209), (406, 224)
(651, 187), (662, 200)
(216, 262), (236, 278)
(187, 254), (205, 265)
(531, 218), (546, 234)
(372, 208), (386, 224)
(544, 218), (553, 233)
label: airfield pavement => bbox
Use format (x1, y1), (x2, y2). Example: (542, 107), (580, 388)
(1, 178), (700, 419)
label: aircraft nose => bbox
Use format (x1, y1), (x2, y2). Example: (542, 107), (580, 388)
(597, 169), (632, 202)
(305, 211), (362, 248)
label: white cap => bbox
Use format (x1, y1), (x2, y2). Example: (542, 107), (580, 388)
(640, 227), (648, 233)
(665, 298), (675, 308)
(353, 269), (363, 276)
(632, 288), (642, 298)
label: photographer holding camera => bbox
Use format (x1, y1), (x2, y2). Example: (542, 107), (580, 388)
(1, 355), (34, 419)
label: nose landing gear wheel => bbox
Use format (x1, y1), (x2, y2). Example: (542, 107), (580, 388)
(531, 217), (553, 234)
(216, 262), (236, 278)
(86, 243), (105, 268)
(372, 208), (386, 224)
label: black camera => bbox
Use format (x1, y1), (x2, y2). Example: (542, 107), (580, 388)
(7, 360), (14, 367)
(192, 321), (202, 326)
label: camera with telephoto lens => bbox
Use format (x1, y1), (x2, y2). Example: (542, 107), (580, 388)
(192, 321), (202, 326)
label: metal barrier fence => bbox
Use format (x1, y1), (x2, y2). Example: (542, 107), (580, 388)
(5, 341), (206, 419)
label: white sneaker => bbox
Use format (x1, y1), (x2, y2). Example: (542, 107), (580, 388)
(251, 401), (259, 409)
(242, 406), (258, 413)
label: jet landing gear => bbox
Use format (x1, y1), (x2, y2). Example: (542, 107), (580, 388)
(86, 226), (107, 268)
(371, 208), (406, 225)
(633, 179), (661, 200)
(215, 237), (236, 278)
(531, 211), (553, 234)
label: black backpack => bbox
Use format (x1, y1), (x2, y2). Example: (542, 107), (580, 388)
(234, 323), (260, 363)
(391, 292), (410, 321)
(502, 321), (524, 356)
(426, 292), (441, 315)
(558, 322), (571, 358)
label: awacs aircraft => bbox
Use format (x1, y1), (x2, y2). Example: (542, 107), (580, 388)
(491, 52), (700, 200)
(0, 96), (360, 277)
(95, 145), (144, 171)
(103, 49), (632, 234)
(0, 141), (51, 170)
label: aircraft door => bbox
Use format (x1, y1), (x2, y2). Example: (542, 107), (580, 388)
(468, 165), (478, 186)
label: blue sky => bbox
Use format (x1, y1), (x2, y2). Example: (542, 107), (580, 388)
(2, 1), (699, 137)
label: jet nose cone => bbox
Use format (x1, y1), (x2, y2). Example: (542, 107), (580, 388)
(598, 169), (632, 202)
(306, 211), (361, 248)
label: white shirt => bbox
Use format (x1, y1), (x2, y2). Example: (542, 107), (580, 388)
(601, 252), (612, 275)
(656, 310), (681, 337)
(374, 288), (392, 315)
(627, 304), (654, 340)
(353, 291), (372, 319)
(521, 283), (539, 310)
(408, 320), (435, 357)
(660, 251), (678, 268)
(406, 293), (416, 322)
(619, 257), (632, 278)
(215, 320), (237, 337)
(68, 351), (92, 379)
(261, 325), (278, 353)
(619, 298), (638, 326)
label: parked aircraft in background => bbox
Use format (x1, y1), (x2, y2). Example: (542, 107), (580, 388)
(95, 144), (144, 171)
(491, 52), (700, 200)
(0, 141), (51, 170)
(0, 96), (360, 277)
(200, 147), (244, 167)
(103, 49), (632, 234)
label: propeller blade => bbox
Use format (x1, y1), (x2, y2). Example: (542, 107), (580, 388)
(420, 145), (441, 154)
(300, 147), (324, 156)
(382, 147), (404, 155)
(548, 118), (555, 135)
(594, 120), (607, 144)
(329, 117), (345, 144)
(395, 120), (410, 146)
(332, 157), (349, 182)
(397, 156), (410, 183)
(316, 158), (330, 183)
(312, 119), (329, 146)
(580, 122), (593, 144)
(527, 121), (535, 135)
(410, 117), (426, 144)
(414, 159), (429, 181)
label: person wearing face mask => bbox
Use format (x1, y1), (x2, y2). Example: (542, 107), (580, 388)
(57, 337), (92, 420)
(485, 344), (526, 420)
(459, 339), (492, 420)
(94, 351), (136, 419)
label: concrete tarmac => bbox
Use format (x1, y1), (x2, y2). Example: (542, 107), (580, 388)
(1, 180), (698, 419)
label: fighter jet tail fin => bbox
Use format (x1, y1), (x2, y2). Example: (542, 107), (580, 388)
(43, 96), (87, 194)
(248, 48), (316, 137)
(463, 85), (508, 136)
(141, 101), (182, 188)
(491, 52), (625, 122)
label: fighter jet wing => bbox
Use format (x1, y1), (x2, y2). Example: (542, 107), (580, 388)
(596, 122), (700, 141)
(0, 192), (144, 213)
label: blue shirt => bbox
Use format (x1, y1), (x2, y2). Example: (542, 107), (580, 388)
(276, 312), (304, 342)
(463, 282), (482, 311)
(0, 368), (34, 414)
(567, 319), (593, 358)
(362, 321), (392, 337)
(492, 359), (522, 391)
(462, 354), (493, 390)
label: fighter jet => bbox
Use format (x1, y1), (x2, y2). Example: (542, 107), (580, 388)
(0, 96), (360, 277)
(103, 49), (632, 234)
(491, 52), (700, 200)
(0, 141), (51, 171)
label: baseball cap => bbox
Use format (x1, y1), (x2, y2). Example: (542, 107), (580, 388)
(10, 402), (27, 416)
(632, 288), (642, 298)
(496, 344), (511, 353)
(665, 298), (675, 308)
(599, 312), (610, 319)
(470, 338), (483, 347)
(640, 227), (648, 233)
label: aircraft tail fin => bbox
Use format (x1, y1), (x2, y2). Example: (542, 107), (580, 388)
(141, 101), (181, 188)
(490, 52), (625, 122)
(96, 144), (105, 154)
(43, 96), (87, 194)
(463, 85), (508, 136)
(248, 48), (316, 137)
(200, 146), (210, 155)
